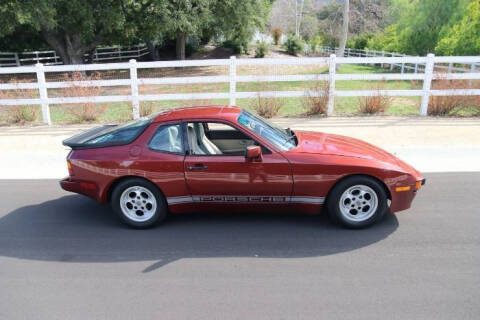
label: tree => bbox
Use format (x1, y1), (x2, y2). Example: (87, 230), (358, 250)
(270, 0), (318, 39)
(366, 25), (400, 52)
(0, 25), (50, 52)
(0, 0), (272, 62)
(212, 0), (271, 53)
(393, 0), (466, 55)
(0, 0), (130, 64)
(436, 0), (480, 56)
(337, 0), (350, 57)
(0, 0), (170, 64)
(315, 0), (389, 48)
(160, 0), (212, 60)
(150, 0), (271, 59)
(121, 1), (169, 61)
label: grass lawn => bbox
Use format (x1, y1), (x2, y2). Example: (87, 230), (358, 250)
(1, 64), (477, 125)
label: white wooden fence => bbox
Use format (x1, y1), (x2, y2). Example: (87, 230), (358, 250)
(320, 46), (478, 74)
(0, 45), (149, 67)
(1, 54), (479, 124)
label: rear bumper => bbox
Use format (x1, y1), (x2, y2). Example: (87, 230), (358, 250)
(60, 177), (100, 201)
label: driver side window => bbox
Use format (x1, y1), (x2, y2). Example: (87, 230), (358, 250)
(186, 121), (265, 156)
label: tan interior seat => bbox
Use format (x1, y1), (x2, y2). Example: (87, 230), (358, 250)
(194, 123), (222, 155)
(187, 123), (222, 155)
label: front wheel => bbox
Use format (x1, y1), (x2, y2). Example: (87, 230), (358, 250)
(111, 178), (167, 228)
(327, 176), (388, 229)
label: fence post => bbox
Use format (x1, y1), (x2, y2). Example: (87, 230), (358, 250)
(381, 51), (385, 68)
(14, 53), (20, 66)
(390, 53), (394, 71)
(469, 63), (476, 86)
(401, 54), (406, 74)
(420, 53), (435, 116)
(327, 54), (336, 116)
(229, 56), (236, 106)
(129, 59), (140, 119)
(448, 62), (453, 73)
(35, 63), (51, 125)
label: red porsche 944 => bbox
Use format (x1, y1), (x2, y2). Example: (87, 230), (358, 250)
(61, 106), (425, 229)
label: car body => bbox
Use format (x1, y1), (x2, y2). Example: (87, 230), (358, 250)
(60, 106), (425, 228)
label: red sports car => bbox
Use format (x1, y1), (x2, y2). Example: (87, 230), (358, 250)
(61, 106), (425, 229)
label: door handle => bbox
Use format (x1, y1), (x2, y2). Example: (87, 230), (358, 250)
(187, 164), (208, 171)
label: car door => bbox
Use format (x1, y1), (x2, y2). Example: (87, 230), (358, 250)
(183, 120), (293, 210)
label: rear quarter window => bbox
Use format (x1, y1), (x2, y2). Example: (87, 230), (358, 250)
(86, 118), (151, 145)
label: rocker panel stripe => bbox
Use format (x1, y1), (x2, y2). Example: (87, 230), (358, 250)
(166, 195), (325, 205)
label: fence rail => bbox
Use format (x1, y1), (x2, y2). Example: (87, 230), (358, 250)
(319, 46), (478, 74)
(1, 54), (479, 124)
(0, 45), (149, 67)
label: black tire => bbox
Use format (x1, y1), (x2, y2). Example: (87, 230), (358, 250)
(326, 176), (388, 229)
(111, 178), (167, 228)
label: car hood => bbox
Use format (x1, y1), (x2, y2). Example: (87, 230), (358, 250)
(291, 130), (398, 162)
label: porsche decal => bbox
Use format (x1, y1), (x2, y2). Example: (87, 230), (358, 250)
(167, 195), (325, 205)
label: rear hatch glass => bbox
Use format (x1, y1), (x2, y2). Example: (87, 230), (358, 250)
(63, 117), (152, 149)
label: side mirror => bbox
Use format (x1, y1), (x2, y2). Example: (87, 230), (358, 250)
(245, 145), (262, 162)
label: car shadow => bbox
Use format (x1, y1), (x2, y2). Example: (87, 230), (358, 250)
(0, 195), (398, 273)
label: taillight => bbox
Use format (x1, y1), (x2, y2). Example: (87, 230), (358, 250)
(67, 161), (74, 176)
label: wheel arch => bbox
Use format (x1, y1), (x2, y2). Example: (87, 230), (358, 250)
(325, 174), (391, 206)
(104, 175), (166, 203)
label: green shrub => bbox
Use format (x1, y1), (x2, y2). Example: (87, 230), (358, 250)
(319, 34), (338, 48)
(366, 25), (400, 52)
(348, 33), (374, 50)
(308, 36), (324, 54)
(8, 105), (38, 124)
(255, 41), (270, 58)
(303, 81), (329, 116)
(284, 35), (305, 56)
(222, 39), (249, 54)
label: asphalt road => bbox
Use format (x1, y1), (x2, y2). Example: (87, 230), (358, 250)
(0, 173), (479, 319)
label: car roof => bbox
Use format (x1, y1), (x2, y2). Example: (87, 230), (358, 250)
(152, 105), (242, 122)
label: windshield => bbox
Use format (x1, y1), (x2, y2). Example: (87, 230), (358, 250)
(237, 110), (296, 151)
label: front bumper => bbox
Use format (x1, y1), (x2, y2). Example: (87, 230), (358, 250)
(390, 177), (426, 212)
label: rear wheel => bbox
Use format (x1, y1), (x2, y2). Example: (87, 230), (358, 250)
(327, 176), (388, 229)
(111, 178), (167, 228)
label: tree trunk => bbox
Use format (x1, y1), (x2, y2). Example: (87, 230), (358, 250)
(146, 40), (160, 61)
(338, 0), (350, 58)
(41, 29), (102, 65)
(176, 32), (187, 60)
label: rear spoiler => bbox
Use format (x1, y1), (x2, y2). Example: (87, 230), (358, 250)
(62, 125), (117, 149)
